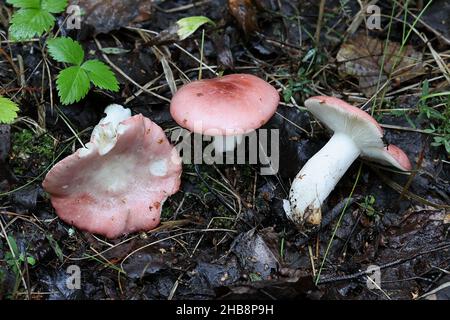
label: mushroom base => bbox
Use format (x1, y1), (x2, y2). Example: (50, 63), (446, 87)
(286, 132), (360, 225)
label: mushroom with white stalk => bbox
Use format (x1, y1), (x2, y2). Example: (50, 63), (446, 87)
(43, 104), (182, 239)
(170, 74), (279, 153)
(284, 96), (412, 226)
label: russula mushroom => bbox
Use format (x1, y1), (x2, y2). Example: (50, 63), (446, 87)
(43, 104), (182, 239)
(284, 96), (412, 226)
(170, 74), (279, 152)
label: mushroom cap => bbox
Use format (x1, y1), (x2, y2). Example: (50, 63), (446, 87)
(43, 107), (182, 239)
(170, 74), (279, 136)
(305, 96), (412, 171)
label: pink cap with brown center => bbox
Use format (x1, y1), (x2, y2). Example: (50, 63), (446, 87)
(170, 74), (279, 135)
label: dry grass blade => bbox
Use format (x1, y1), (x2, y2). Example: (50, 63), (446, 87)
(152, 46), (177, 95)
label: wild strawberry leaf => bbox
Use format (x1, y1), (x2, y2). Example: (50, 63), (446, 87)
(337, 33), (425, 97)
(81, 60), (119, 91)
(9, 8), (54, 40)
(0, 97), (19, 124)
(47, 37), (84, 65)
(7, 0), (68, 40)
(41, 0), (68, 13)
(6, 0), (40, 8)
(56, 66), (91, 105)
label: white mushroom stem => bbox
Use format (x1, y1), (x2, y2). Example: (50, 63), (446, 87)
(213, 134), (244, 153)
(88, 104), (131, 156)
(286, 132), (360, 225)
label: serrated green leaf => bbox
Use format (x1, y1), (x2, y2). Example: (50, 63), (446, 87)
(47, 37), (84, 65)
(9, 8), (55, 40)
(6, 0), (40, 8)
(41, 0), (68, 13)
(56, 66), (90, 105)
(81, 60), (119, 92)
(0, 97), (19, 124)
(176, 16), (215, 40)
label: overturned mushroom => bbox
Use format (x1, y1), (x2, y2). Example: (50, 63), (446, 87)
(43, 104), (182, 239)
(170, 74), (279, 152)
(284, 96), (412, 226)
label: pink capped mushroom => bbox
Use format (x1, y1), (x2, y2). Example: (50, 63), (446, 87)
(170, 74), (279, 152)
(284, 96), (412, 226)
(43, 104), (182, 239)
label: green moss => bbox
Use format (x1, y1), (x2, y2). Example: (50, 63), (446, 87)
(160, 206), (173, 220)
(10, 129), (54, 175)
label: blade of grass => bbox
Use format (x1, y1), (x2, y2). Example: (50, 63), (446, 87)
(198, 29), (205, 80)
(371, 0), (433, 115)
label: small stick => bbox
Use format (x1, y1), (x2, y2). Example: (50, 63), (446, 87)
(314, 0), (326, 45)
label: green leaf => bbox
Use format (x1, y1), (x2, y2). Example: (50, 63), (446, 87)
(5, 252), (16, 268)
(445, 144), (450, 155)
(56, 66), (91, 105)
(9, 8), (54, 40)
(46, 234), (64, 262)
(7, 236), (19, 257)
(81, 60), (119, 91)
(47, 37), (84, 65)
(176, 16), (215, 40)
(41, 0), (68, 13)
(0, 97), (19, 124)
(6, 0), (40, 8)
(7, 0), (67, 12)
(26, 256), (36, 265)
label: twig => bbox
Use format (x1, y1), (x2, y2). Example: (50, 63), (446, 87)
(314, 0), (326, 45)
(318, 242), (450, 284)
(154, 0), (211, 13)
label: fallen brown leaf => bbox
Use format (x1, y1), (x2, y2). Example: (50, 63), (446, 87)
(228, 0), (258, 34)
(337, 33), (425, 97)
(71, 0), (152, 34)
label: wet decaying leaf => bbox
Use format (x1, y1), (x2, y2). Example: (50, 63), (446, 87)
(71, 0), (152, 34)
(190, 259), (241, 288)
(337, 33), (426, 96)
(10, 185), (40, 211)
(231, 228), (280, 280)
(122, 247), (173, 279)
(421, 0), (450, 44)
(212, 32), (234, 70)
(228, 0), (258, 34)
(216, 275), (320, 300)
(0, 125), (10, 163)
